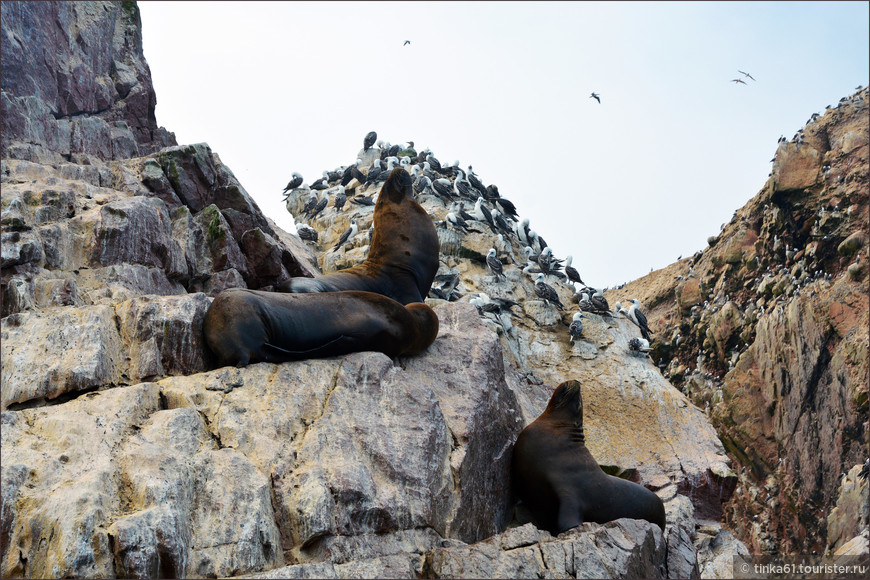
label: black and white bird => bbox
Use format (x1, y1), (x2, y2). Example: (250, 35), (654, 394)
(515, 218), (531, 247)
(494, 197), (519, 221)
(535, 273), (564, 309)
(363, 131), (378, 151)
(628, 337), (651, 353)
(466, 168), (487, 196)
(429, 273), (461, 301)
(589, 288), (610, 312)
(413, 175), (432, 197)
(627, 298), (651, 340)
(474, 197), (497, 233)
(282, 172), (303, 194)
(432, 178), (455, 201)
(332, 219), (358, 252)
(296, 223), (318, 243)
(445, 212), (473, 234)
(307, 192), (329, 220)
(332, 185), (347, 211)
(577, 291), (596, 312)
(310, 177), (330, 190)
(564, 255), (585, 286)
(453, 169), (474, 199)
(590, 92), (601, 103)
(569, 313), (585, 343)
(486, 248), (505, 281)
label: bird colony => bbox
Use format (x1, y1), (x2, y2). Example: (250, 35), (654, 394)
(282, 131), (653, 352)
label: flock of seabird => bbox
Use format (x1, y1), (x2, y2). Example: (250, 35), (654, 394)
(281, 130), (655, 356)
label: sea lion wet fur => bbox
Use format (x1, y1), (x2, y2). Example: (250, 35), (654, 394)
(279, 167), (440, 305)
(512, 379), (666, 534)
(204, 288), (439, 367)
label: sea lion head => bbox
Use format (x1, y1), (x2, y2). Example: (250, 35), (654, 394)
(381, 167), (413, 203)
(545, 379), (584, 422)
(403, 302), (440, 355)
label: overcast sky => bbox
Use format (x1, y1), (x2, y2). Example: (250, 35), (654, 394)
(139, 1), (869, 288)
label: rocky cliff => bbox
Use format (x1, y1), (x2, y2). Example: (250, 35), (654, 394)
(605, 89), (869, 556)
(5, 1), (849, 579)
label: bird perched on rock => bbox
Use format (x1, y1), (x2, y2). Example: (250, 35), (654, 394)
(446, 212), (474, 234)
(332, 185), (347, 211)
(282, 172), (303, 194)
(535, 273), (563, 309)
(474, 197), (497, 233)
(627, 299), (651, 341)
(310, 177), (330, 190)
(363, 131), (377, 152)
(590, 288), (610, 313)
(332, 220), (358, 252)
(564, 255), (585, 287)
(307, 192), (329, 219)
(487, 248), (505, 281)
(569, 313), (585, 343)
(296, 223), (318, 243)
(429, 273), (461, 301)
(628, 337), (651, 353)
(577, 291), (596, 312)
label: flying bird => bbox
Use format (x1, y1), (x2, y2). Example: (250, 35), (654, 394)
(403, 40), (411, 46)
(737, 70), (755, 81)
(590, 92), (600, 103)
(731, 78), (747, 85)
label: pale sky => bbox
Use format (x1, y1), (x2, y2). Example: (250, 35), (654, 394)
(139, 1), (869, 288)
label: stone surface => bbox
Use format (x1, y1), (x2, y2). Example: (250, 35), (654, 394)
(424, 520), (667, 579)
(826, 463), (870, 554)
(606, 87), (869, 555)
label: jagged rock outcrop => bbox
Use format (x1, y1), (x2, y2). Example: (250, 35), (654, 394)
(0, 2), (758, 578)
(1, 1), (176, 163)
(606, 88), (869, 555)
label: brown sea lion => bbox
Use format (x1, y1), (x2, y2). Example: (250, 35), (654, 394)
(279, 167), (440, 305)
(203, 288), (439, 367)
(511, 380), (666, 534)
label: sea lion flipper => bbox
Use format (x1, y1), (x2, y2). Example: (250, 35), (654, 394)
(556, 496), (582, 533)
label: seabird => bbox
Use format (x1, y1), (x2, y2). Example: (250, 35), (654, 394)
(282, 172), (303, 193)
(300, 192), (319, 216)
(363, 131), (378, 152)
(455, 202), (476, 224)
(432, 178), (456, 201)
(490, 208), (514, 238)
(311, 177), (330, 190)
(590, 92), (600, 103)
(474, 197), (497, 233)
(332, 185), (347, 211)
(589, 288), (609, 312)
(578, 291), (596, 312)
(364, 159), (384, 186)
(453, 169), (474, 199)
(308, 192), (328, 219)
(731, 78), (747, 85)
(569, 313), (585, 343)
(332, 220), (358, 252)
(627, 299), (651, 341)
(486, 248), (505, 281)
(446, 212), (473, 234)
(515, 218), (531, 247)
(534, 273), (564, 309)
(466, 169), (486, 196)
(429, 273), (461, 301)
(494, 197), (519, 220)
(564, 255), (585, 286)
(413, 175), (432, 197)
(737, 70), (755, 81)
(296, 224), (318, 243)
(351, 195), (376, 207)
(628, 337), (651, 353)
(403, 40), (411, 46)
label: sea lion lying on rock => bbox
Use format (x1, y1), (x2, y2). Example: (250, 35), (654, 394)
(278, 167), (440, 305)
(204, 288), (439, 367)
(512, 379), (666, 533)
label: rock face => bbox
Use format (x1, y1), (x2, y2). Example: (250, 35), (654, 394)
(606, 88), (869, 555)
(1, 1), (176, 163)
(0, 2), (761, 579)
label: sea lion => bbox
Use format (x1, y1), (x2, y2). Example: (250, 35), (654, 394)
(279, 167), (440, 305)
(204, 288), (439, 367)
(511, 380), (666, 534)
